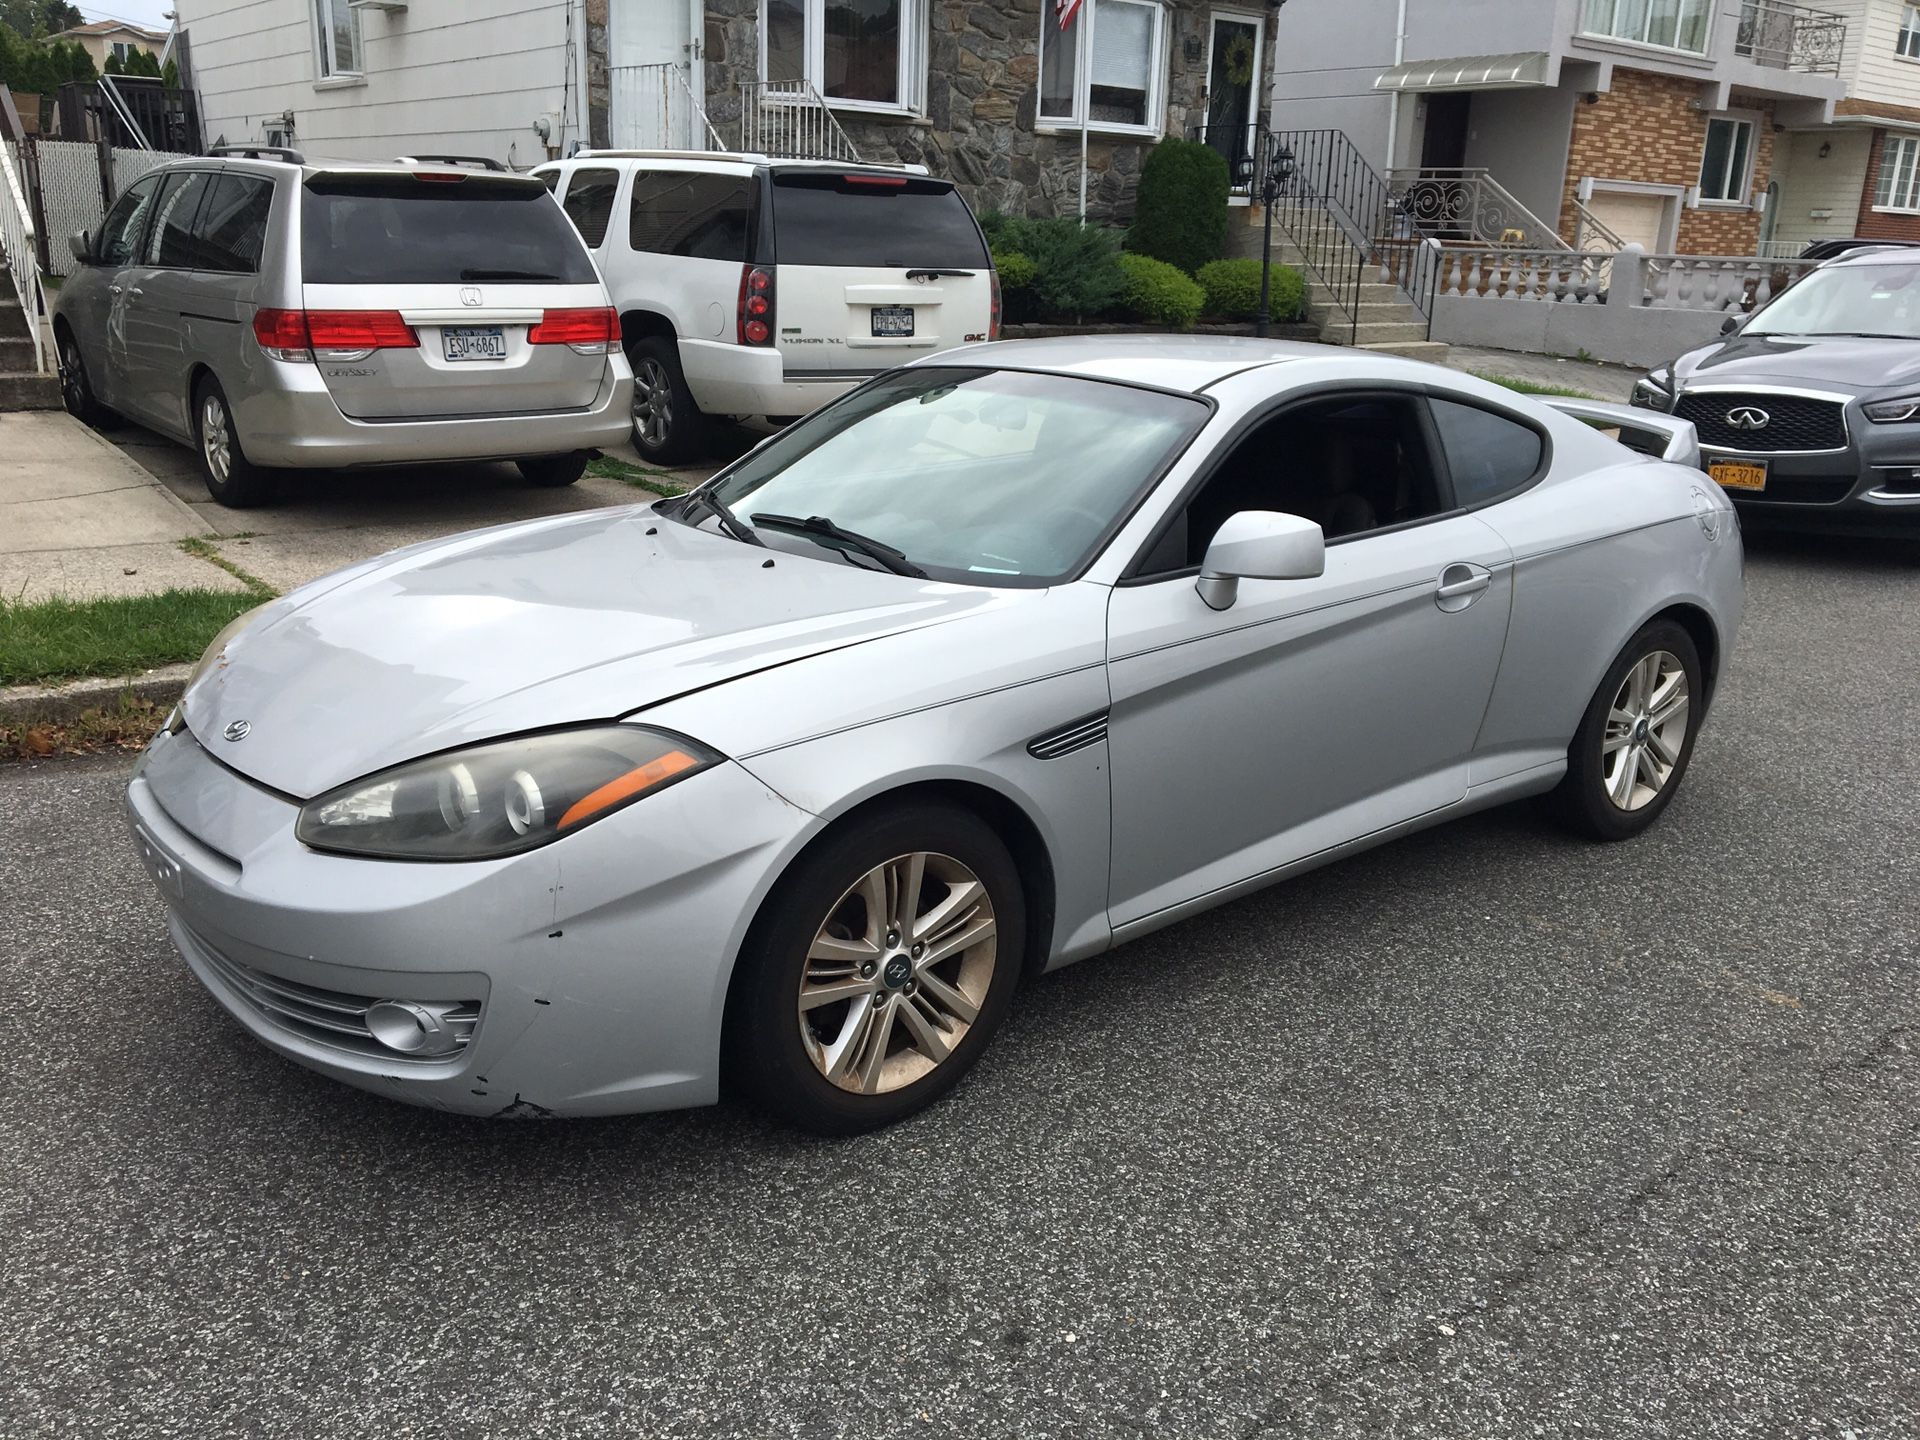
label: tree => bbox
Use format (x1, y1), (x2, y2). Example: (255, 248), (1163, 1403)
(127, 46), (161, 77)
(0, 1), (85, 38)
(101, 48), (120, 74)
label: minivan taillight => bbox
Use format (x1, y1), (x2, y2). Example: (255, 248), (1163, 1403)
(737, 264), (775, 346)
(989, 269), (1002, 341)
(252, 308), (419, 362)
(528, 306), (620, 354)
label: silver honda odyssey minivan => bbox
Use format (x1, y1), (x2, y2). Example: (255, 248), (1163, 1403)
(53, 147), (633, 507)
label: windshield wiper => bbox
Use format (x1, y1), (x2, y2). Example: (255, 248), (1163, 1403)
(459, 267), (563, 281)
(676, 489), (762, 546)
(750, 513), (926, 577)
(1802, 331), (1915, 340)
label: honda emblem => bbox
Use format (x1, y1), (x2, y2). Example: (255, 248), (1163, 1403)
(460, 287), (483, 307)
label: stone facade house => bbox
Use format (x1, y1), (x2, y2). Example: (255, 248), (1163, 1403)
(588, 0), (1281, 223)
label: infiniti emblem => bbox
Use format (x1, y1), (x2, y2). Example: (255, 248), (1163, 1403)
(459, 286), (483, 307)
(223, 719), (251, 742)
(1726, 405), (1771, 431)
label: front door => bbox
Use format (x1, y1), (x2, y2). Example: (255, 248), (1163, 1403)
(1421, 94), (1471, 171)
(608, 0), (698, 149)
(1203, 12), (1265, 177)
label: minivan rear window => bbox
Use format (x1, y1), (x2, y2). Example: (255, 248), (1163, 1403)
(300, 175), (598, 285)
(770, 173), (988, 269)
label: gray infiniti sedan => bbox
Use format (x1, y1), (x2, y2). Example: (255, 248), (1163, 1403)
(126, 338), (1743, 1133)
(1631, 246), (1920, 531)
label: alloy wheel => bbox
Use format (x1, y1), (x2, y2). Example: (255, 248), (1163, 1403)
(633, 358), (673, 449)
(58, 337), (86, 415)
(797, 851), (999, 1095)
(1601, 649), (1690, 811)
(201, 394), (232, 485)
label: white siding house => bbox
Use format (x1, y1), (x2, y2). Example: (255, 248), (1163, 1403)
(176, 0), (592, 170)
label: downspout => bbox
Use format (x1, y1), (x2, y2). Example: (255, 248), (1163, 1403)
(1383, 0), (1408, 169)
(573, 0), (592, 153)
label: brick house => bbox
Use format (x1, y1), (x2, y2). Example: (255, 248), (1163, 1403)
(1268, 0), (1851, 257)
(587, 0), (1282, 222)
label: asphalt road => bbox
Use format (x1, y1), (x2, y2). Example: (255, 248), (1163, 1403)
(3, 531), (1918, 1439)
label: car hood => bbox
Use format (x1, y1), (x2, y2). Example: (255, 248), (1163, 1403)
(181, 505), (1019, 798)
(1672, 333), (1920, 393)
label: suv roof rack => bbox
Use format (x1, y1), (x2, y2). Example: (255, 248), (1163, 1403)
(396, 153), (509, 172)
(569, 149), (929, 177)
(206, 144), (306, 163)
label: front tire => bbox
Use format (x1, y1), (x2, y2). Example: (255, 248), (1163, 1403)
(1551, 619), (1704, 841)
(627, 335), (707, 466)
(729, 803), (1025, 1134)
(57, 327), (112, 429)
(192, 376), (275, 508)
(517, 453), (589, 487)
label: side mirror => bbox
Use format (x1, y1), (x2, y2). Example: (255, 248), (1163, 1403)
(1720, 314), (1741, 336)
(69, 231), (92, 264)
(1196, 510), (1325, 611)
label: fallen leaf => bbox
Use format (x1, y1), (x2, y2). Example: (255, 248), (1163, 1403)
(23, 728), (56, 756)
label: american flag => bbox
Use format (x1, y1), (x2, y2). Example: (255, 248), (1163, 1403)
(1055, 0), (1082, 28)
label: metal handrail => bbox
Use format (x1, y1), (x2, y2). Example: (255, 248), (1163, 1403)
(1571, 197), (1629, 254)
(0, 140), (48, 372)
(608, 61), (725, 151)
(739, 78), (863, 162)
(98, 75), (152, 151)
(1385, 167), (1570, 250)
(1736, 0), (1847, 74)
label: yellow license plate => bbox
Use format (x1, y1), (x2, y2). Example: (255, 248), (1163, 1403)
(1709, 461), (1768, 492)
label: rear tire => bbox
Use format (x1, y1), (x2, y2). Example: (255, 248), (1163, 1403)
(627, 335), (707, 466)
(1550, 619), (1704, 841)
(192, 376), (275, 508)
(517, 453), (589, 488)
(728, 802), (1025, 1134)
(56, 327), (112, 429)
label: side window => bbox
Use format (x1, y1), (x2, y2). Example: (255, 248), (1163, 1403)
(193, 174), (275, 274)
(629, 171), (753, 261)
(1137, 394), (1447, 576)
(96, 175), (162, 268)
(534, 169), (560, 193)
(560, 167), (620, 248)
(145, 171), (217, 268)
(1428, 398), (1545, 507)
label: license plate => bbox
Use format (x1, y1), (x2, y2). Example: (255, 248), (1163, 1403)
(443, 327), (506, 361)
(871, 306), (914, 338)
(1708, 459), (1768, 492)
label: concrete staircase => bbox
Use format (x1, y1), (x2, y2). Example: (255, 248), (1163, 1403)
(0, 265), (60, 412)
(1231, 204), (1449, 362)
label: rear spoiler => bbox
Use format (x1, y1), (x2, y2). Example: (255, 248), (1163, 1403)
(1540, 397), (1701, 470)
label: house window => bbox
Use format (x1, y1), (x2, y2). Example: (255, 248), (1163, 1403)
(1877, 135), (1920, 211)
(110, 41), (132, 63)
(763, 0), (926, 112)
(1900, 5), (1920, 58)
(1698, 117), (1755, 203)
(1038, 0), (1168, 135)
(313, 0), (363, 80)
(1579, 0), (1713, 54)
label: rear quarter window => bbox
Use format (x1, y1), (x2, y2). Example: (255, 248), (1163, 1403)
(628, 171), (753, 261)
(560, 167), (621, 248)
(1429, 397), (1546, 506)
(770, 173), (988, 269)
(300, 175), (598, 285)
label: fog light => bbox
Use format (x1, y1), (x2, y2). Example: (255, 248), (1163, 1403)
(366, 999), (463, 1057)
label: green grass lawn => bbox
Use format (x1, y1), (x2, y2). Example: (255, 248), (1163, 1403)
(0, 589), (263, 688)
(1471, 370), (1601, 401)
(588, 455), (689, 497)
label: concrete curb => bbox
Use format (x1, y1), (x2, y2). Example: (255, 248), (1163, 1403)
(0, 665), (191, 727)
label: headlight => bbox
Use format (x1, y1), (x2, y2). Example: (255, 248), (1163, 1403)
(296, 725), (719, 861)
(1863, 395), (1920, 423)
(1630, 369), (1674, 411)
(185, 602), (272, 694)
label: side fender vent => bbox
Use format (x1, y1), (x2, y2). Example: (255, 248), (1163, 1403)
(1028, 711), (1108, 760)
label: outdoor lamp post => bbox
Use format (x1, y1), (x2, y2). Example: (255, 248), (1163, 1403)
(1252, 141), (1296, 338)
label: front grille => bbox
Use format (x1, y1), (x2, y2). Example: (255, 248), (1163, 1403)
(191, 930), (480, 1064)
(1676, 392), (1848, 452)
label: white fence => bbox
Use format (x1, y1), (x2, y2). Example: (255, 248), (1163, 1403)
(22, 139), (173, 278)
(1, 139), (48, 371)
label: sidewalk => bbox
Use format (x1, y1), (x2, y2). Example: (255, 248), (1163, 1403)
(1441, 345), (1641, 403)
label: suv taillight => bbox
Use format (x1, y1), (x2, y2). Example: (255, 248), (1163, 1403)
(528, 306), (620, 354)
(989, 269), (1002, 342)
(252, 308), (419, 362)
(737, 264), (775, 346)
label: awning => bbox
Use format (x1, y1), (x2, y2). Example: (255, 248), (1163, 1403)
(1374, 52), (1552, 93)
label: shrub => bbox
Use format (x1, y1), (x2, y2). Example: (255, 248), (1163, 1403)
(1196, 258), (1306, 322)
(1129, 138), (1230, 276)
(992, 249), (1037, 295)
(989, 216), (1127, 320)
(1117, 252), (1205, 330)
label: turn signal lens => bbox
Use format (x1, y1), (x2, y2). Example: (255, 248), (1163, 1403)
(1864, 394), (1920, 423)
(737, 264), (776, 346)
(557, 750), (699, 830)
(251, 307), (312, 361)
(528, 306), (620, 347)
(305, 310), (419, 351)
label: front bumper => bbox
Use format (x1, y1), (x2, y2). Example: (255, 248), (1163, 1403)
(233, 358), (634, 469)
(125, 725), (810, 1117)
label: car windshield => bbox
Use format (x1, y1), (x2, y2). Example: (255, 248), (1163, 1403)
(1745, 263), (1920, 339)
(702, 367), (1209, 586)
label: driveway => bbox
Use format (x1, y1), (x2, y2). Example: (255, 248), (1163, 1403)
(3, 530), (1917, 1438)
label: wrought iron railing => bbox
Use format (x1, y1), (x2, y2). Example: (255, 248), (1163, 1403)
(1736, 0), (1846, 75)
(1385, 167), (1569, 250)
(0, 139), (49, 372)
(1570, 197), (1629, 254)
(609, 63), (724, 151)
(55, 78), (201, 152)
(738, 79), (863, 162)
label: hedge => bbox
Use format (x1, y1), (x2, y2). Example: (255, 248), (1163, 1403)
(1128, 138), (1230, 276)
(980, 214), (1127, 320)
(1196, 258), (1306, 322)
(1117, 252), (1205, 330)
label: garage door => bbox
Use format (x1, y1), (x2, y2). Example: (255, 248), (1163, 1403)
(1585, 189), (1670, 251)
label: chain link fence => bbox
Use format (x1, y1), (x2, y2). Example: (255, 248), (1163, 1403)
(17, 138), (174, 278)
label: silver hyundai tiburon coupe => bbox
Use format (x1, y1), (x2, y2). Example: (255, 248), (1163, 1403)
(126, 338), (1742, 1132)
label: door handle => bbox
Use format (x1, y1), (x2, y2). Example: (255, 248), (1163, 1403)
(128, 287), (144, 298)
(1435, 563), (1493, 612)
(1435, 572), (1491, 599)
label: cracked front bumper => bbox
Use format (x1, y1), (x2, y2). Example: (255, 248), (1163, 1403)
(125, 726), (810, 1117)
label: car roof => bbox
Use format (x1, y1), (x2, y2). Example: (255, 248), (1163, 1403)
(907, 335), (1335, 393)
(558, 150), (932, 178)
(169, 152), (543, 183)
(1820, 244), (1920, 268)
